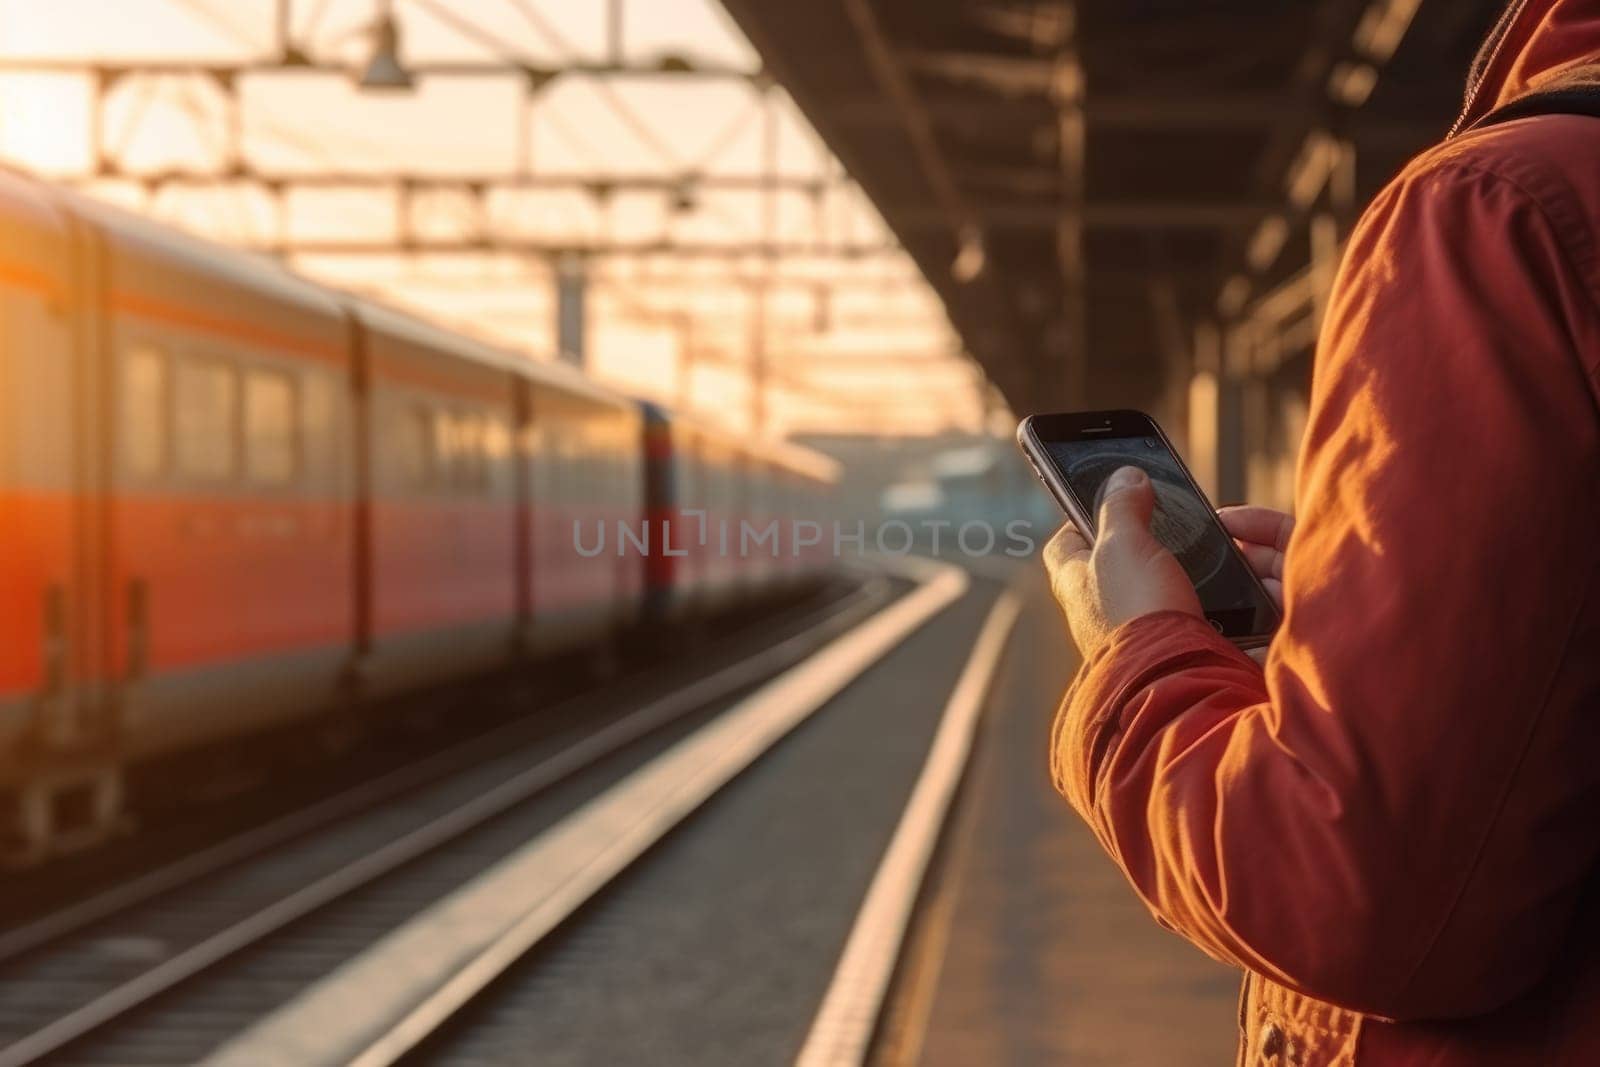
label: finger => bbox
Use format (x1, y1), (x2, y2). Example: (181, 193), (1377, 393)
(1042, 523), (1090, 573)
(1096, 466), (1156, 542)
(1042, 523), (1092, 611)
(1234, 539), (1287, 581)
(1217, 505), (1295, 551)
(1261, 578), (1284, 607)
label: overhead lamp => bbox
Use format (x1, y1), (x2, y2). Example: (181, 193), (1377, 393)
(669, 178), (699, 215)
(951, 224), (987, 283)
(1217, 274), (1252, 319)
(1246, 214), (1291, 272)
(360, 10), (414, 92)
(655, 52), (697, 74)
(523, 66), (558, 94)
(1328, 61), (1378, 107)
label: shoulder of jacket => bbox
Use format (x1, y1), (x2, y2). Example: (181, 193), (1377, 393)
(1396, 117), (1600, 288)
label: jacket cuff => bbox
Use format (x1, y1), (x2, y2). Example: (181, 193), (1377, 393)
(1052, 611), (1256, 823)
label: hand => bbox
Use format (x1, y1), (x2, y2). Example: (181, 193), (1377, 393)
(1217, 505), (1294, 611)
(1042, 465), (1202, 659)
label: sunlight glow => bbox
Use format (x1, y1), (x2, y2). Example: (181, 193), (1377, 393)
(0, 0), (986, 438)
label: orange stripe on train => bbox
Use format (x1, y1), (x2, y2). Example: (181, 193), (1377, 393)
(110, 291), (346, 363)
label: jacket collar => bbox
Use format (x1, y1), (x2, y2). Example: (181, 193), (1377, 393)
(1452, 0), (1600, 135)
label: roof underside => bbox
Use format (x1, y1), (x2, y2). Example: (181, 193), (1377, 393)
(719, 0), (1507, 414)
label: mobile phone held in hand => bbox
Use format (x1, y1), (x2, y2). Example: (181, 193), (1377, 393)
(1017, 409), (1282, 648)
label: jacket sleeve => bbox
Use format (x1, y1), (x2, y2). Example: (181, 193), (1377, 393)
(1051, 153), (1600, 1021)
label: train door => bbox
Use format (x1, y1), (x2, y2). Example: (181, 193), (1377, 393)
(0, 194), (121, 855)
(511, 376), (533, 654)
(678, 428), (704, 608)
(615, 407), (646, 621)
(63, 217), (113, 759)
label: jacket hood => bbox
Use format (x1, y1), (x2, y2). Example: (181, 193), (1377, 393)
(1455, 0), (1600, 133)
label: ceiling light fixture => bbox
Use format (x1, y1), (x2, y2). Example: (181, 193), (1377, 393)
(359, 2), (414, 92)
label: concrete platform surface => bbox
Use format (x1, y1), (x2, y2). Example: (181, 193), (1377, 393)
(874, 572), (1242, 1067)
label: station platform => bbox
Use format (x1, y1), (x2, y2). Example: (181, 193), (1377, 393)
(873, 568), (1241, 1065)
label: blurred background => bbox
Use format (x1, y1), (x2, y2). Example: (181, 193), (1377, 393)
(0, 0), (1504, 513)
(0, 2), (1512, 1065)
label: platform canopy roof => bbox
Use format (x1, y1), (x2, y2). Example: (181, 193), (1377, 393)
(718, 0), (1508, 414)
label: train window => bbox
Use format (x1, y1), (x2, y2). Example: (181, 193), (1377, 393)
(175, 358), (238, 482)
(245, 370), (299, 486)
(546, 434), (563, 500)
(396, 404), (434, 490)
(123, 346), (169, 479)
(562, 437), (580, 500)
(456, 414), (485, 491)
(485, 416), (512, 493)
(301, 374), (339, 484)
(433, 410), (459, 489)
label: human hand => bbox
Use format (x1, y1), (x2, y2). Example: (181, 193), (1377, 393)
(1216, 505), (1294, 611)
(1042, 465), (1202, 659)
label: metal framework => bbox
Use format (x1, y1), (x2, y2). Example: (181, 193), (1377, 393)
(0, 0), (984, 434)
(1190, 0), (1424, 510)
(718, 0), (1475, 432)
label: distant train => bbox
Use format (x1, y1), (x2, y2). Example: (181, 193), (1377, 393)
(0, 169), (838, 858)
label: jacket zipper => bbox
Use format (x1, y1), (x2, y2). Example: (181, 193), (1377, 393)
(1451, 0), (1533, 137)
(1237, 970), (1253, 1067)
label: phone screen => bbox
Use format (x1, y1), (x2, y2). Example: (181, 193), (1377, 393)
(1040, 431), (1279, 639)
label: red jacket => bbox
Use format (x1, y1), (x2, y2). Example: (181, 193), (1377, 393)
(1052, 2), (1600, 1064)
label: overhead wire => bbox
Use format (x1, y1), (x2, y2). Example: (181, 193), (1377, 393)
(417, 0), (685, 169)
(300, 0), (337, 44)
(166, 0), (264, 54)
(688, 91), (762, 173)
(172, 76), (260, 243)
(500, 0), (578, 55)
(130, 0), (926, 428)
(400, 0), (772, 250)
(108, 76), (160, 159)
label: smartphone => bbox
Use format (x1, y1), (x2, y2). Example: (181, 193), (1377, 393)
(1017, 409), (1281, 648)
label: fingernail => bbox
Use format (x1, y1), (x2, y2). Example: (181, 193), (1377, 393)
(1106, 465), (1147, 492)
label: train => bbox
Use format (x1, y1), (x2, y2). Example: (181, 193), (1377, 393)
(0, 168), (839, 859)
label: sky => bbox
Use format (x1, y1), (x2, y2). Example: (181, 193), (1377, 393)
(0, 0), (992, 438)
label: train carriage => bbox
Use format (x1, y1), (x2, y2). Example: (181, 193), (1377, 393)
(640, 405), (739, 619)
(694, 427), (747, 611)
(763, 440), (840, 588)
(639, 403), (841, 621)
(639, 402), (695, 620)
(0, 165), (840, 859)
(781, 443), (841, 582)
(524, 361), (645, 655)
(0, 182), (361, 849)
(738, 444), (783, 594)
(0, 174), (89, 815)
(87, 199), (358, 761)
(352, 302), (520, 700)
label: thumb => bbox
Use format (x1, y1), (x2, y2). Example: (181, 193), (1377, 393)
(1097, 465), (1156, 539)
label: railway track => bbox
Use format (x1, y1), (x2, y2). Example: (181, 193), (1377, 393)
(0, 575), (894, 1067)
